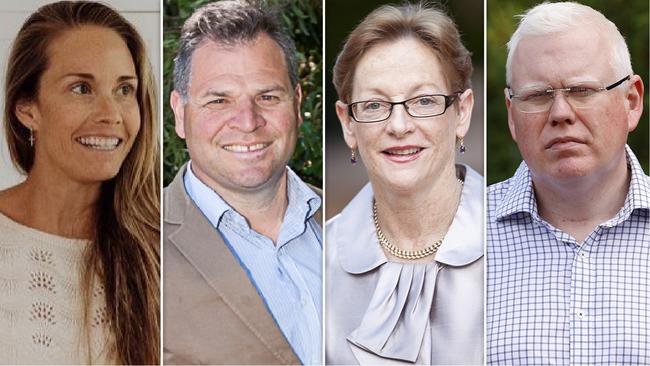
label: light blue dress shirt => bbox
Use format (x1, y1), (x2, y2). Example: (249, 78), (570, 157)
(487, 146), (650, 365)
(184, 161), (323, 365)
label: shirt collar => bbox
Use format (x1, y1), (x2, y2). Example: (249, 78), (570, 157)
(337, 165), (484, 274)
(183, 160), (321, 231)
(494, 145), (650, 223)
(494, 161), (538, 221)
(184, 161), (231, 229)
(604, 145), (650, 226)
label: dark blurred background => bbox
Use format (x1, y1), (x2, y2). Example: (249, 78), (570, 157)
(325, 0), (485, 219)
(163, 0), (323, 187)
(486, 0), (649, 184)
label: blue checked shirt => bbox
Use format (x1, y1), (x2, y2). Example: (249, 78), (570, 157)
(184, 162), (323, 365)
(487, 146), (650, 365)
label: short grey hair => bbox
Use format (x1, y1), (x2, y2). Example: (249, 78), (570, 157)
(506, 1), (632, 85)
(173, 0), (298, 100)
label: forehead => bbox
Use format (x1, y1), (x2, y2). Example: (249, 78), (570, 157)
(351, 37), (449, 99)
(510, 28), (614, 88)
(45, 25), (135, 77)
(188, 33), (291, 93)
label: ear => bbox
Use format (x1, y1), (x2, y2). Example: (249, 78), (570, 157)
(170, 90), (187, 139)
(625, 74), (644, 133)
(293, 84), (303, 127)
(335, 100), (357, 149)
(14, 99), (40, 131)
(504, 88), (517, 142)
(455, 89), (474, 139)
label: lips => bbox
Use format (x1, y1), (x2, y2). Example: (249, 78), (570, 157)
(223, 142), (270, 153)
(76, 136), (122, 150)
(545, 136), (585, 149)
(381, 145), (424, 163)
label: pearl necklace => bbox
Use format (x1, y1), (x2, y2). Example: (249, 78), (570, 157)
(372, 178), (463, 260)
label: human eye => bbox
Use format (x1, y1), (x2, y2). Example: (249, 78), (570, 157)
(520, 89), (550, 102)
(568, 85), (597, 98)
(71, 82), (92, 95)
(117, 83), (136, 97)
(362, 101), (386, 111)
(256, 94), (282, 106)
(203, 97), (230, 109)
(414, 95), (442, 106)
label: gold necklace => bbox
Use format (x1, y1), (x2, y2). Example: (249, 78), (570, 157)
(373, 178), (463, 260)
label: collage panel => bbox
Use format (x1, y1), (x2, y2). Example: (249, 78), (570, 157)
(0, 0), (647, 365)
(162, 0), (323, 365)
(0, 0), (160, 364)
(486, 0), (650, 364)
(325, 0), (485, 364)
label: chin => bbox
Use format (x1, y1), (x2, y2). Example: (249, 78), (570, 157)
(543, 159), (594, 180)
(78, 166), (123, 183)
(379, 174), (423, 194)
(228, 169), (278, 190)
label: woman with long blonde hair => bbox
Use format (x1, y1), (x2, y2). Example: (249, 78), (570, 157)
(0, 1), (159, 364)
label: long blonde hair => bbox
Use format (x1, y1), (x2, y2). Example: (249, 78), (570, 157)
(4, 1), (160, 363)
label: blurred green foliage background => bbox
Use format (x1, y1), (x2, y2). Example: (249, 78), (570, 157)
(487, 0), (649, 184)
(163, 0), (323, 187)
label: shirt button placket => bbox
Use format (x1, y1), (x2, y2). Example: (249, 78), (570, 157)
(571, 237), (596, 365)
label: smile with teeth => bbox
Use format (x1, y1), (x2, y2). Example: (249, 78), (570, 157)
(76, 136), (121, 150)
(223, 143), (269, 153)
(384, 147), (422, 155)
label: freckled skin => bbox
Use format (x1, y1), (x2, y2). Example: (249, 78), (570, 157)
(336, 37), (472, 194)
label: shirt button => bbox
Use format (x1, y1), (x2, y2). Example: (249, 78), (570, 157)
(579, 252), (586, 258)
(576, 310), (585, 319)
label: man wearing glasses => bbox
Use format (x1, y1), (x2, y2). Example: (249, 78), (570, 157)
(487, 2), (648, 364)
(163, 1), (322, 364)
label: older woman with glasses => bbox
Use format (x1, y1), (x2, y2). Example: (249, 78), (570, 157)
(326, 2), (484, 365)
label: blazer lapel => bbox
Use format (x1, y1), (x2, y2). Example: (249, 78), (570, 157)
(165, 165), (301, 364)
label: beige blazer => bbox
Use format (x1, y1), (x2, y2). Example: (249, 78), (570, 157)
(163, 164), (320, 365)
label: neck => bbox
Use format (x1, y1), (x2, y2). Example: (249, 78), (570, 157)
(534, 153), (630, 243)
(0, 169), (101, 239)
(372, 164), (462, 257)
(213, 172), (289, 244)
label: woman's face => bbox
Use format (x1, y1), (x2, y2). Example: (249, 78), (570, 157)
(17, 25), (141, 184)
(336, 37), (473, 193)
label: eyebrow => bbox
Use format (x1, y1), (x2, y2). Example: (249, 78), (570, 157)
(258, 85), (288, 94)
(198, 84), (289, 99)
(199, 90), (231, 99)
(359, 83), (447, 99)
(59, 73), (138, 82)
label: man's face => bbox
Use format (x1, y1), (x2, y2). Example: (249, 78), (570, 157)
(506, 27), (643, 184)
(171, 33), (302, 193)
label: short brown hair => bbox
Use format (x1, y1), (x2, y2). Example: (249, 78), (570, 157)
(333, 2), (472, 103)
(173, 0), (298, 99)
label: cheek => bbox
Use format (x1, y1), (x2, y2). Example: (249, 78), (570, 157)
(263, 109), (298, 134)
(189, 111), (224, 142)
(512, 114), (543, 144)
(124, 103), (141, 136)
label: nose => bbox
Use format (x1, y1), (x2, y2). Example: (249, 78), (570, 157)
(547, 92), (576, 127)
(385, 104), (414, 137)
(228, 97), (264, 132)
(95, 94), (122, 124)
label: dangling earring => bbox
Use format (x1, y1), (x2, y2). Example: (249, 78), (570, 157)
(458, 137), (466, 154)
(29, 127), (35, 147)
(350, 149), (357, 165)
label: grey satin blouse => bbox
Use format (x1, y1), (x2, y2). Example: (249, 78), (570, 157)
(325, 165), (484, 365)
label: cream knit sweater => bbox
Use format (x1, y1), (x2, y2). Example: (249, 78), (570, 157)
(0, 212), (111, 364)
